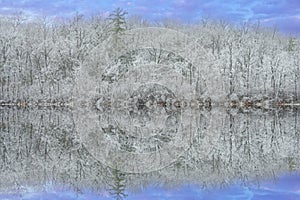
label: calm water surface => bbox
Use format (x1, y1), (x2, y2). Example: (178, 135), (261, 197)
(0, 106), (299, 199)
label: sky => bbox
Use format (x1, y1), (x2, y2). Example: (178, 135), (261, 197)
(1, 172), (300, 200)
(0, 0), (299, 35)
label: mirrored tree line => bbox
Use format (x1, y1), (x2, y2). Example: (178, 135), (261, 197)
(0, 108), (299, 195)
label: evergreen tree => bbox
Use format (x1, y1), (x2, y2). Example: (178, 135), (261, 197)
(108, 8), (128, 47)
(288, 36), (296, 52)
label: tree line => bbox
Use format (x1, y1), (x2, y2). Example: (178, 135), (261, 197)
(0, 8), (299, 106)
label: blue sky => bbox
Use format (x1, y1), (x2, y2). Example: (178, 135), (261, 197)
(1, 172), (300, 200)
(0, 0), (299, 35)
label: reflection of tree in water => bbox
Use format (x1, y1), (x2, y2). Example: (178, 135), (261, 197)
(0, 108), (299, 197)
(108, 168), (128, 200)
(102, 124), (137, 152)
(101, 109), (179, 153)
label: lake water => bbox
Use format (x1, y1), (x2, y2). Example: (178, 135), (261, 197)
(0, 106), (299, 199)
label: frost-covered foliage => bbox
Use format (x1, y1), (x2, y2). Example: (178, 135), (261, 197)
(0, 15), (299, 105)
(187, 21), (300, 101)
(0, 15), (110, 103)
(102, 48), (191, 83)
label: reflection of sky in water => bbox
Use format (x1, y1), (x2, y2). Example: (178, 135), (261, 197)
(2, 172), (299, 200)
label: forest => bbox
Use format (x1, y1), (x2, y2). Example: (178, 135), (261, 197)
(0, 8), (299, 109)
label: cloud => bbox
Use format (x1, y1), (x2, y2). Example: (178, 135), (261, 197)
(0, 0), (298, 34)
(251, 0), (300, 18)
(261, 15), (300, 36)
(173, 0), (204, 12)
